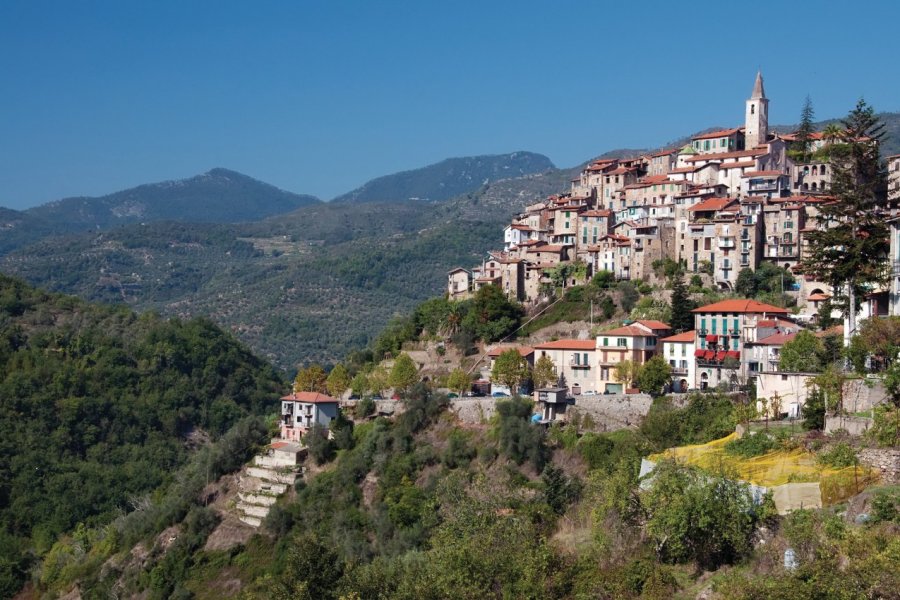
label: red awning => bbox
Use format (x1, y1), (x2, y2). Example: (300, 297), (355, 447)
(726, 351), (741, 360)
(715, 351), (727, 361)
(694, 349), (705, 357)
(706, 335), (719, 343)
(704, 350), (715, 360)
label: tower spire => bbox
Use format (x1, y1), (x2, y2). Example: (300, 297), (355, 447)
(752, 70), (766, 99)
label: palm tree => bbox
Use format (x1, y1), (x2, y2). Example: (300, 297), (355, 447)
(440, 304), (463, 337)
(821, 123), (844, 146)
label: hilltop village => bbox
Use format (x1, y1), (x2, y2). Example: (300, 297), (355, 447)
(448, 72), (900, 396)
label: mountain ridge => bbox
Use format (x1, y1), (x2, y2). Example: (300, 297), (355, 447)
(331, 151), (555, 204)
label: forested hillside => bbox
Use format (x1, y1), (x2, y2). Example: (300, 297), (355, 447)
(0, 275), (285, 596)
(0, 196), (518, 369)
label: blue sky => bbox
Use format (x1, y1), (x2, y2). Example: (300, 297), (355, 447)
(2, 0), (899, 209)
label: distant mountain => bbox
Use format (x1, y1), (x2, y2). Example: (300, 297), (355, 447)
(331, 151), (555, 204)
(22, 168), (320, 233)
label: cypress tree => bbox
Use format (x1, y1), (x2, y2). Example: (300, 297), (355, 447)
(793, 95), (815, 162)
(669, 273), (695, 332)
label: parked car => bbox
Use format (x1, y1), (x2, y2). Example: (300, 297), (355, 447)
(348, 394), (360, 400)
(447, 393), (459, 399)
(492, 391), (510, 398)
(583, 390), (595, 396)
(372, 394), (383, 400)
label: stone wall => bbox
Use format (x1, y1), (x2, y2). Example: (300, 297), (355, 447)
(567, 393), (654, 431)
(448, 393), (654, 431)
(858, 448), (900, 484)
(824, 415), (873, 437)
(449, 398), (498, 424)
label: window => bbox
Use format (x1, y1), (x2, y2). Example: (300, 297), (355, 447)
(704, 140), (711, 151)
(583, 353), (589, 365)
(603, 337), (609, 347)
(617, 338), (627, 347)
(785, 221), (793, 229)
(720, 138), (727, 148)
(647, 337), (656, 347)
(751, 103), (755, 115)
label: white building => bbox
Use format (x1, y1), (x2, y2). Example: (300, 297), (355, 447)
(660, 331), (696, 393)
(280, 392), (340, 443)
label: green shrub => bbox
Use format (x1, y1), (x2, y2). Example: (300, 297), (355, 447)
(724, 432), (778, 458)
(816, 442), (858, 468)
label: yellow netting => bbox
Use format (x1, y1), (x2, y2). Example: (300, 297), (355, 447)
(649, 432), (880, 506)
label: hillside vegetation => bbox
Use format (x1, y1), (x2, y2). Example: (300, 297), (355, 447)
(331, 151), (554, 203)
(0, 275), (285, 596)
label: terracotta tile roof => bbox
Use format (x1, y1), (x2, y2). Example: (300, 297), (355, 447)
(533, 339), (596, 350)
(816, 324), (843, 338)
(606, 166), (638, 175)
(526, 244), (566, 253)
(642, 174), (671, 183)
(602, 325), (656, 337)
(741, 170), (784, 177)
(807, 293), (831, 301)
(756, 332), (797, 346)
(447, 267), (470, 274)
(635, 319), (672, 331)
(688, 197), (738, 212)
(669, 166), (699, 174)
(757, 318), (795, 328)
(692, 127), (742, 140)
(693, 299), (789, 314)
(510, 224), (535, 231)
(661, 331), (696, 343)
(719, 161), (757, 170)
(280, 392), (339, 404)
(684, 148), (767, 163)
(582, 209), (612, 217)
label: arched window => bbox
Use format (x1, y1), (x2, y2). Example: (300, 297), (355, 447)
(750, 104), (755, 115)
(811, 182), (818, 191)
(803, 183), (809, 191)
(803, 166), (810, 175)
(821, 165), (827, 175)
(812, 165), (818, 176)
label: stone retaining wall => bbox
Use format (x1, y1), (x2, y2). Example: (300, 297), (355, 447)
(569, 394), (654, 430)
(858, 448), (900, 484)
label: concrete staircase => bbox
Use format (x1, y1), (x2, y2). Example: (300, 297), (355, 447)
(236, 441), (305, 528)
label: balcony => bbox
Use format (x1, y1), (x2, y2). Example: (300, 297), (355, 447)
(729, 329), (741, 336)
(569, 360), (591, 369)
(718, 237), (736, 249)
(671, 367), (688, 375)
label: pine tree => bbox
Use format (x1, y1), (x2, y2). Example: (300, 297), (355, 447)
(669, 274), (695, 332)
(799, 99), (889, 342)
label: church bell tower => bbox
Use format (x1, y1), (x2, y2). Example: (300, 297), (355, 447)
(745, 71), (769, 149)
